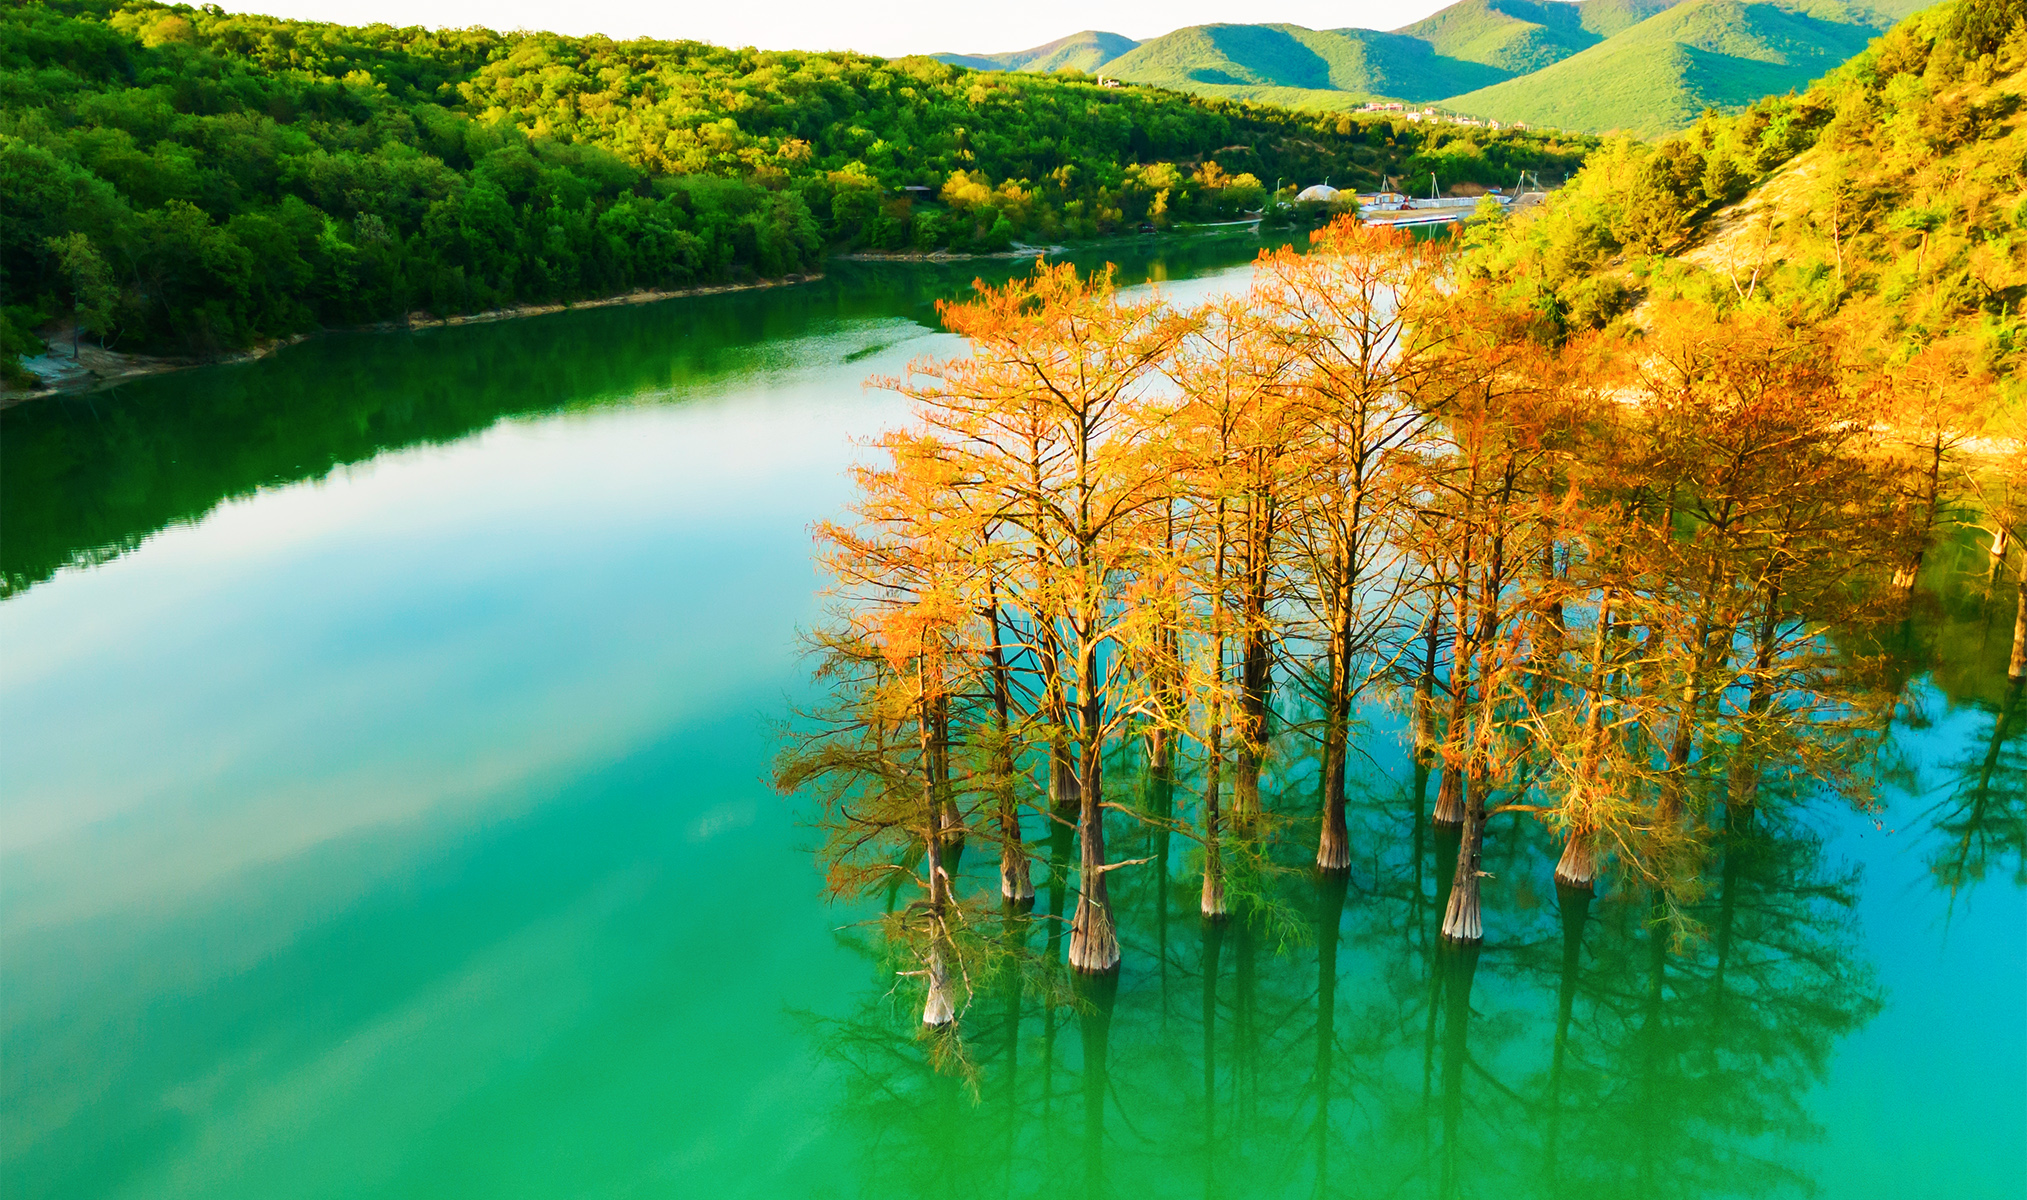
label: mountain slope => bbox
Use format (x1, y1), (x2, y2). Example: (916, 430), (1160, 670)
(930, 0), (1905, 134)
(1391, 0), (1684, 72)
(934, 30), (1138, 74)
(1443, 0), (1888, 134)
(1100, 22), (1511, 103)
(1464, 0), (2027, 416)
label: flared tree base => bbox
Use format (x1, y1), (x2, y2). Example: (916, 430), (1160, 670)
(1000, 853), (1035, 904)
(1440, 883), (1482, 944)
(1553, 836), (1596, 892)
(1316, 820), (1350, 872)
(1201, 868), (1228, 920)
(1069, 898), (1121, 973)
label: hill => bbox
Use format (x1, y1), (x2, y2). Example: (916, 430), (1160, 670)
(935, 30), (1138, 74)
(1443, 0), (1890, 134)
(0, 1), (1599, 382)
(1097, 23), (1511, 105)
(938, 0), (1920, 133)
(1465, 0), (2027, 413)
(1393, 0), (1684, 73)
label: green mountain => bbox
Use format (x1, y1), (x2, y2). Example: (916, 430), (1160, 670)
(1392, 0), (1684, 73)
(934, 30), (1138, 74)
(1097, 23), (1512, 106)
(1443, 0), (1888, 135)
(936, 0), (1917, 133)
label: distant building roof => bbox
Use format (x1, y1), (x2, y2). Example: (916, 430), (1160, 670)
(1295, 184), (1340, 203)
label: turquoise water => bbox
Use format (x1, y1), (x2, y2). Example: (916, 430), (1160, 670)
(2, 238), (2021, 1198)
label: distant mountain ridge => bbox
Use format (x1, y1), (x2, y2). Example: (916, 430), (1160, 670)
(933, 30), (1140, 74)
(930, 0), (1933, 134)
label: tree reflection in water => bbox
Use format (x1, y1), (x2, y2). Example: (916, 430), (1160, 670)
(801, 757), (1889, 1200)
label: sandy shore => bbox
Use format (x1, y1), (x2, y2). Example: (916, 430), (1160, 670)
(0, 273), (823, 407)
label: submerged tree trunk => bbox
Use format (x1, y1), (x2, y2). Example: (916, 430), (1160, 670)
(921, 676), (957, 1026)
(1069, 727), (1120, 972)
(1553, 832), (1596, 892)
(1556, 590), (1616, 891)
(1433, 583), (1471, 829)
(1316, 530), (1360, 871)
(987, 588), (1034, 904)
(1440, 770), (1487, 943)
(1316, 668), (1351, 870)
(1202, 720), (1229, 919)
(1412, 614), (1440, 768)
(1233, 495), (1276, 826)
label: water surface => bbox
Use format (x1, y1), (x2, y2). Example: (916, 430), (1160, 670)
(3, 234), (2022, 1199)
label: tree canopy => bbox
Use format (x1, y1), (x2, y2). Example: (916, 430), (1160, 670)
(0, 0), (1598, 376)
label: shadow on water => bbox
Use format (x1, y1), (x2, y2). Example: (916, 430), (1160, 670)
(0, 233), (1284, 597)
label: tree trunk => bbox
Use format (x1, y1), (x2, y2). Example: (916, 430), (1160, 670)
(1201, 723), (1229, 919)
(2010, 573), (2027, 682)
(1316, 716), (1350, 870)
(1234, 627), (1269, 825)
(1316, 604), (1349, 869)
(1069, 731), (1119, 972)
(1553, 831), (1596, 891)
(1433, 582), (1471, 829)
(1316, 540), (1358, 871)
(1557, 590), (1615, 891)
(919, 663), (957, 1027)
(987, 588), (1033, 904)
(1440, 774), (1486, 943)
(1432, 765), (1466, 828)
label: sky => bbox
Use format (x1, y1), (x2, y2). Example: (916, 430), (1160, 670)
(224, 1), (1459, 58)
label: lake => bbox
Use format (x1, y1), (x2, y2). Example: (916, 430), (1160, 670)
(3, 233), (2022, 1199)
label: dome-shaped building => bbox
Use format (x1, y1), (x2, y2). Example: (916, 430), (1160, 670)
(1295, 183), (1340, 203)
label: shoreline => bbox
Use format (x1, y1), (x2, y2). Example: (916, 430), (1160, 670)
(0, 273), (823, 408)
(832, 243), (1066, 262)
(1, 224), (1292, 409)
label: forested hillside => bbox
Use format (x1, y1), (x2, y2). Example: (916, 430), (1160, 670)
(937, 0), (1921, 130)
(1444, 0), (1894, 135)
(0, 1), (1594, 379)
(1463, 0), (2027, 415)
(934, 30), (1138, 75)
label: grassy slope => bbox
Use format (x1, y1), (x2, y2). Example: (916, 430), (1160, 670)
(933, 30), (1138, 73)
(1443, 0), (1887, 133)
(1390, 0), (1685, 72)
(1102, 22), (1510, 103)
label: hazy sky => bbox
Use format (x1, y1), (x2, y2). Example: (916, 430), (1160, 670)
(226, 1), (1458, 58)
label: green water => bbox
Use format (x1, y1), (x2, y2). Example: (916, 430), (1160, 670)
(2, 235), (2022, 1200)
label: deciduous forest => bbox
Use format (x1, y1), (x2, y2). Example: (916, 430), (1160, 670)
(0, 0), (1593, 377)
